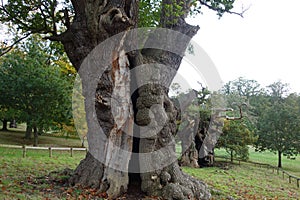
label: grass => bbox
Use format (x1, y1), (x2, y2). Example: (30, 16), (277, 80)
(183, 161), (299, 199)
(0, 129), (299, 199)
(0, 147), (86, 200)
(0, 126), (82, 147)
(215, 147), (300, 177)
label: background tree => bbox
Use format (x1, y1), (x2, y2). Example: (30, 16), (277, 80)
(255, 81), (300, 168)
(216, 77), (262, 158)
(222, 77), (262, 126)
(0, 37), (72, 146)
(223, 77), (261, 99)
(218, 119), (256, 162)
(0, 0), (246, 199)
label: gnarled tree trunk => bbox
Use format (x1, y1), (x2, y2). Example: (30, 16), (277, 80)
(178, 121), (199, 168)
(51, 0), (210, 199)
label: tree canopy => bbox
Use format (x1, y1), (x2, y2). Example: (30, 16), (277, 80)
(0, 0), (247, 56)
(255, 81), (300, 167)
(0, 36), (72, 145)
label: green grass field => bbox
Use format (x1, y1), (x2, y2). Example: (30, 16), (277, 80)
(215, 148), (300, 177)
(0, 129), (299, 199)
(183, 163), (299, 199)
(0, 126), (82, 147)
(0, 147), (86, 199)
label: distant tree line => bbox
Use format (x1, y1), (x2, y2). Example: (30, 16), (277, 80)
(172, 77), (300, 168)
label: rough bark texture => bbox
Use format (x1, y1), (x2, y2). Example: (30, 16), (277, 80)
(175, 91), (200, 168)
(60, 1), (137, 198)
(196, 111), (224, 167)
(195, 121), (215, 167)
(134, 19), (210, 199)
(50, 0), (210, 199)
(178, 119), (199, 168)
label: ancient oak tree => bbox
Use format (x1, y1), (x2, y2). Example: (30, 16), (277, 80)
(0, 0), (243, 199)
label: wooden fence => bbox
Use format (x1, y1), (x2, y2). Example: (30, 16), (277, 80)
(0, 144), (87, 158)
(215, 155), (300, 188)
(1, 144), (298, 188)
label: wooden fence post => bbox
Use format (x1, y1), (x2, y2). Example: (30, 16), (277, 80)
(22, 145), (26, 158)
(49, 147), (52, 157)
(70, 148), (73, 157)
(282, 171), (285, 179)
(297, 179), (299, 188)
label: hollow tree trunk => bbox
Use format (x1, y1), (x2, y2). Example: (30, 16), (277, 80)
(51, 0), (210, 199)
(175, 90), (199, 168)
(178, 118), (199, 168)
(1, 119), (8, 131)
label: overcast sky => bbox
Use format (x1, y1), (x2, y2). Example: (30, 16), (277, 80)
(1, 0), (299, 92)
(177, 0), (300, 93)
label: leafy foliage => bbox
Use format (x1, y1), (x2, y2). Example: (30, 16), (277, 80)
(0, 0), (241, 54)
(218, 120), (256, 161)
(255, 81), (300, 167)
(0, 36), (72, 134)
(216, 77), (261, 161)
(139, 0), (162, 27)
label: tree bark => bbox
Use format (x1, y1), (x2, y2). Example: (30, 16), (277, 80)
(25, 124), (32, 139)
(278, 150), (282, 168)
(1, 119), (8, 131)
(33, 126), (38, 147)
(178, 119), (199, 168)
(53, 1), (210, 199)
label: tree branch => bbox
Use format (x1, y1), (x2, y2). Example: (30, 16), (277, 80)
(63, 8), (71, 29)
(226, 103), (248, 120)
(43, 31), (72, 42)
(0, 33), (31, 57)
(198, 0), (251, 18)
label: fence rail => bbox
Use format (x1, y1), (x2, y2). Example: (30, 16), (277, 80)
(0, 144), (87, 158)
(215, 155), (300, 188)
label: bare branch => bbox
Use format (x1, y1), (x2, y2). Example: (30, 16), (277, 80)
(0, 33), (31, 57)
(198, 0), (251, 18)
(226, 103), (248, 120)
(43, 31), (72, 42)
(63, 8), (71, 29)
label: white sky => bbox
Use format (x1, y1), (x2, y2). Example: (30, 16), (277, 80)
(177, 0), (300, 93)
